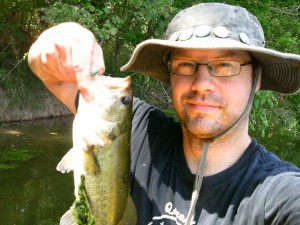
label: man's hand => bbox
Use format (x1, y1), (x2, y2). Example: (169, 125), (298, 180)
(28, 22), (105, 113)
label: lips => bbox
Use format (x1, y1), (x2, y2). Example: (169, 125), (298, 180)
(186, 101), (221, 112)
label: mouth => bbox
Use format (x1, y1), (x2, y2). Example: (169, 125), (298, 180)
(186, 101), (221, 113)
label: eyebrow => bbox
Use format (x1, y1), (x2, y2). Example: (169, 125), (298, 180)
(215, 52), (239, 58)
(170, 50), (251, 61)
(214, 51), (250, 60)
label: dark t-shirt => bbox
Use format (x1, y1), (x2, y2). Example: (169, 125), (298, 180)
(130, 98), (300, 225)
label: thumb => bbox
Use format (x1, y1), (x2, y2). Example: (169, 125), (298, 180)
(75, 63), (105, 101)
(72, 34), (105, 101)
(77, 74), (94, 101)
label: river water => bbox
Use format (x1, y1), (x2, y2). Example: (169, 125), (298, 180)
(0, 116), (299, 225)
(0, 117), (74, 225)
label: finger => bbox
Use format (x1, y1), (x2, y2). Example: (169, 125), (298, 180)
(72, 32), (97, 101)
(91, 43), (106, 76)
(55, 43), (76, 82)
(41, 44), (69, 83)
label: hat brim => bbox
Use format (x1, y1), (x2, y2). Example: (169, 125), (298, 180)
(121, 37), (300, 94)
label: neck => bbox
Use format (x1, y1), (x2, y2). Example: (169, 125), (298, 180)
(182, 123), (251, 176)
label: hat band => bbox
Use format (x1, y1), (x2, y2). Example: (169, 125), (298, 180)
(168, 25), (264, 47)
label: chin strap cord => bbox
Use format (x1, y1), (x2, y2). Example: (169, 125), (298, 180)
(184, 141), (209, 225)
(184, 67), (260, 225)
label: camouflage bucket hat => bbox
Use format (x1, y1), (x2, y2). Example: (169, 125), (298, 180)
(121, 3), (300, 94)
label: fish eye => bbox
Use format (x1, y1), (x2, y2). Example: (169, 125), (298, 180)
(121, 96), (131, 105)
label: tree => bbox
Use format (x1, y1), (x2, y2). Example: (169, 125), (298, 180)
(0, 0), (299, 136)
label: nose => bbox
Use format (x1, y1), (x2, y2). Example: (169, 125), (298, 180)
(191, 65), (216, 93)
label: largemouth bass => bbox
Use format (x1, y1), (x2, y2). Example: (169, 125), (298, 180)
(57, 75), (136, 225)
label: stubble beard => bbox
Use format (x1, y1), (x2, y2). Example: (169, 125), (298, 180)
(176, 92), (243, 140)
(180, 111), (237, 139)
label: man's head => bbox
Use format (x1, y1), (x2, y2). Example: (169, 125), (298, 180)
(169, 48), (258, 139)
(121, 2), (300, 94)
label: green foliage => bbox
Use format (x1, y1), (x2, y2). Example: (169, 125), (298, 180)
(0, 0), (54, 105)
(73, 176), (95, 225)
(163, 108), (178, 121)
(251, 91), (299, 137)
(250, 91), (278, 137)
(40, 0), (177, 71)
(0, 0), (299, 136)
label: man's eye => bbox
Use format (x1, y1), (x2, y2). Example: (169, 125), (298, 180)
(219, 62), (233, 68)
(212, 62), (235, 72)
(178, 62), (194, 68)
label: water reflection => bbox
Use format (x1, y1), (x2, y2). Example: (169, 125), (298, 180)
(0, 116), (74, 225)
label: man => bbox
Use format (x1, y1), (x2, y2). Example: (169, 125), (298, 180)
(28, 2), (300, 225)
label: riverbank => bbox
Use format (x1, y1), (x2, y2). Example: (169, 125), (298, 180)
(0, 87), (71, 122)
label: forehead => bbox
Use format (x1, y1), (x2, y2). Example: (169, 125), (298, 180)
(170, 49), (251, 61)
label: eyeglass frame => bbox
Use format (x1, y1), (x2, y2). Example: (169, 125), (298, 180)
(167, 59), (253, 77)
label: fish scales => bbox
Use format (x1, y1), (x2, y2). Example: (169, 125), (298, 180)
(57, 75), (136, 225)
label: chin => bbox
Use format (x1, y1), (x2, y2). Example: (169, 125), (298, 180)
(183, 120), (223, 139)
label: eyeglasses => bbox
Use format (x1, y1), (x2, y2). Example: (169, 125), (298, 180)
(168, 59), (252, 77)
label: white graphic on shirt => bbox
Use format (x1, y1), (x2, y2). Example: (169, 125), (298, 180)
(147, 202), (196, 225)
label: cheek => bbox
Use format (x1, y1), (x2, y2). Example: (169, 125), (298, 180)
(220, 77), (252, 110)
(170, 76), (187, 102)
(170, 76), (185, 111)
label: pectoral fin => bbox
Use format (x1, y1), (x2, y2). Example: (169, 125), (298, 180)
(83, 145), (100, 175)
(57, 148), (76, 173)
(60, 208), (77, 225)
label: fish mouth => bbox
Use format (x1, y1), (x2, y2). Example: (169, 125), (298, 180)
(98, 75), (131, 89)
(93, 75), (132, 99)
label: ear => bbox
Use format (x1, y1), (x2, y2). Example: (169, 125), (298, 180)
(255, 66), (262, 92)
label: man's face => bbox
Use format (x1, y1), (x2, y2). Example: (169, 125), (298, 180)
(170, 49), (255, 139)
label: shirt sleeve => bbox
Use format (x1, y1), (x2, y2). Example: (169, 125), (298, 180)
(264, 172), (300, 225)
(130, 97), (167, 166)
